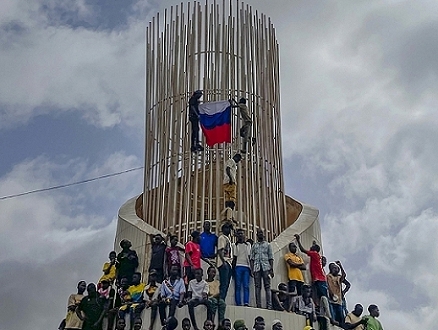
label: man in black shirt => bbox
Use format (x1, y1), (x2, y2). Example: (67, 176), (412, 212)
(76, 283), (106, 330)
(188, 90), (204, 152)
(116, 239), (139, 284)
(149, 234), (166, 282)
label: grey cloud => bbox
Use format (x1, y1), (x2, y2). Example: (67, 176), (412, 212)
(0, 225), (115, 330)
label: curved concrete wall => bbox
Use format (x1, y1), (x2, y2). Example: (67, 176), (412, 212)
(115, 195), (322, 329)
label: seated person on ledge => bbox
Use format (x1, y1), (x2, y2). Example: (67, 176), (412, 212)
(292, 285), (317, 326)
(206, 266), (226, 323)
(271, 282), (294, 312)
(118, 272), (146, 330)
(187, 268), (210, 330)
(159, 265), (186, 321)
(144, 269), (162, 330)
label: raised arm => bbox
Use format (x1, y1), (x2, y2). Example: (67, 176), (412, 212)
(293, 234), (309, 254)
(336, 260), (347, 282)
(342, 278), (351, 296)
(229, 98), (238, 107)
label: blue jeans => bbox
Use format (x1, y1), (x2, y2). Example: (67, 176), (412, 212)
(342, 297), (348, 317)
(313, 280), (328, 299)
(330, 303), (344, 325)
(234, 266), (250, 305)
(218, 262), (232, 300)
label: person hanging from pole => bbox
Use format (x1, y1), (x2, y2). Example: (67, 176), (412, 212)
(222, 153), (242, 225)
(230, 97), (255, 154)
(188, 90), (204, 153)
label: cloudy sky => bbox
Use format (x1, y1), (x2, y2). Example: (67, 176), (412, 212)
(1, 0), (437, 329)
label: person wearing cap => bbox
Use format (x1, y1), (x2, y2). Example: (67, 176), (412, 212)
(230, 97), (254, 154)
(217, 223), (234, 300)
(116, 239), (139, 285)
(253, 316), (265, 330)
(233, 320), (247, 330)
(326, 261), (346, 325)
(188, 90), (204, 152)
(271, 320), (282, 330)
(184, 231), (202, 283)
(144, 269), (162, 330)
(149, 233), (167, 283)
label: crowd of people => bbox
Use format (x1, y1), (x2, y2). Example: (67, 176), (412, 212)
(58, 222), (384, 330)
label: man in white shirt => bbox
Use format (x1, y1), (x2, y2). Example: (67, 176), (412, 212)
(223, 153), (242, 221)
(232, 228), (251, 306)
(187, 268), (209, 330)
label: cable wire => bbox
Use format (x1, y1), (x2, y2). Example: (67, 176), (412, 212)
(0, 166), (144, 201)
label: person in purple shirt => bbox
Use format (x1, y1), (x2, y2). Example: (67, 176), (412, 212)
(199, 221), (218, 261)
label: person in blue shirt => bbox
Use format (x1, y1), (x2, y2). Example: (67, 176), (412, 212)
(199, 221), (218, 262)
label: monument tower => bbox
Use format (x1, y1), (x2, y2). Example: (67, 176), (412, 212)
(116, 1), (322, 327)
(141, 0), (286, 242)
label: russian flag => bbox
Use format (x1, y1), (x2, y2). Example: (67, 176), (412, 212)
(198, 100), (232, 147)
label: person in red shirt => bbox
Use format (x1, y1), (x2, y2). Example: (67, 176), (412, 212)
(294, 234), (328, 300)
(184, 231), (202, 283)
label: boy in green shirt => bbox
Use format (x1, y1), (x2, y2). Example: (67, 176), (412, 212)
(362, 304), (383, 330)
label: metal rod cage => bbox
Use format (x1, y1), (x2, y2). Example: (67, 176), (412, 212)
(144, 0), (286, 242)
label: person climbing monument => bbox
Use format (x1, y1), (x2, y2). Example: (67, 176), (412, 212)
(230, 97), (255, 154)
(223, 153), (242, 222)
(189, 90), (204, 152)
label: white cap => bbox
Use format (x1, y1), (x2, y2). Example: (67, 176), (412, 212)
(272, 320), (282, 327)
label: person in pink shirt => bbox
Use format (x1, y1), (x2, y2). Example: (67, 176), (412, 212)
(294, 234), (328, 300)
(165, 235), (184, 276)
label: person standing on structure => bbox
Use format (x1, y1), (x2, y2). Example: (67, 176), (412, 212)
(188, 90), (204, 152)
(250, 229), (274, 309)
(223, 153), (242, 222)
(231, 97), (254, 154)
